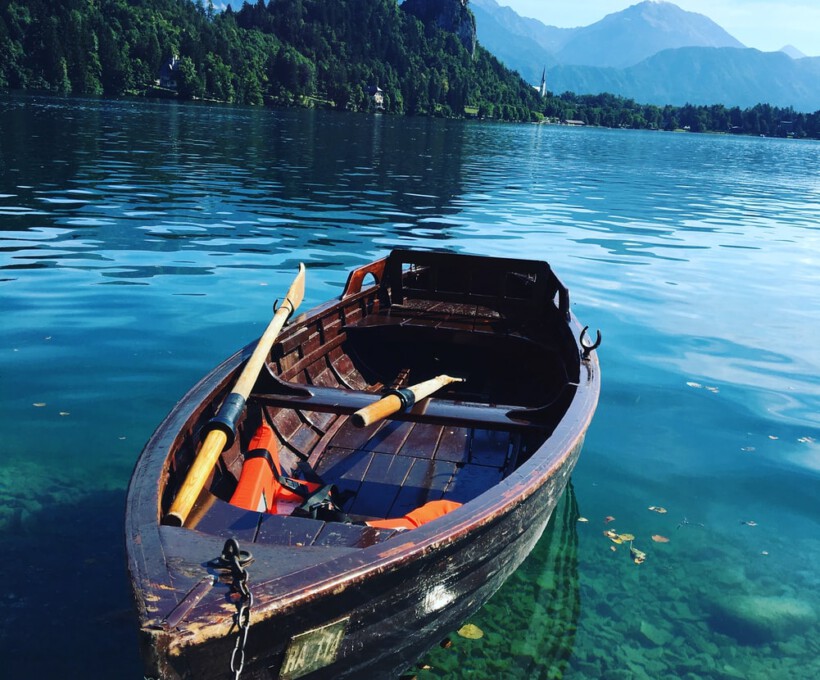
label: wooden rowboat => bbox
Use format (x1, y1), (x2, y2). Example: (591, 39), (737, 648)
(126, 249), (601, 680)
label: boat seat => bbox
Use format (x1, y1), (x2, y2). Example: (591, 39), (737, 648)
(252, 383), (561, 430)
(192, 495), (399, 548)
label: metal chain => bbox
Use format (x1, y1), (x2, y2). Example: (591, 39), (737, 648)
(211, 539), (254, 680)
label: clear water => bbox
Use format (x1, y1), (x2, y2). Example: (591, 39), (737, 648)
(1, 95), (818, 678)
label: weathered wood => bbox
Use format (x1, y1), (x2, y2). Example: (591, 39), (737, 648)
(126, 249), (600, 680)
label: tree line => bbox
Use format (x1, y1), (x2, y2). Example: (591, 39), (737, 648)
(1, 0), (818, 138)
(550, 92), (819, 138)
(0, 0), (542, 120)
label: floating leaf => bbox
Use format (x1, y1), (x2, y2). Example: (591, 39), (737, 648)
(457, 623), (484, 640)
(604, 516), (616, 524)
(651, 535), (670, 543)
(648, 506), (667, 514)
(618, 533), (635, 542)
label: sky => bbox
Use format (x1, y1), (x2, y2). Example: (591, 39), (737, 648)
(497, 0), (820, 57)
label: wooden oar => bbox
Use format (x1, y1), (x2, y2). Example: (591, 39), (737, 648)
(351, 375), (464, 428)
(164, 263), (306, 527)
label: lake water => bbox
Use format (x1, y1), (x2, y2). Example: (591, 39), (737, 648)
(1, 95), (818, 679)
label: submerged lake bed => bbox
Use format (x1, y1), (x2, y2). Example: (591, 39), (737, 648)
(0, 94), (818, 678)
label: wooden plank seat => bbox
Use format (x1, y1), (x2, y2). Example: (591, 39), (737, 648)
(192, 494), (400, 549)
(251, 382), (566, 430)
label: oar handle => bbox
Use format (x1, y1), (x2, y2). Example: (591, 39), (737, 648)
(352, 375), (463, 428)
(164, 264), (306, 527)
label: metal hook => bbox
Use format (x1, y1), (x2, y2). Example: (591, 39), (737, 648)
(580, 326), (602, 360)
(272, 297), (296, 324)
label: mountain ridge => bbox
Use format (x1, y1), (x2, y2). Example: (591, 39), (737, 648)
(470, 0), (820, 111)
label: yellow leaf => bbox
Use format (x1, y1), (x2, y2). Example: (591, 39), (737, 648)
(457, 623), (484, 640)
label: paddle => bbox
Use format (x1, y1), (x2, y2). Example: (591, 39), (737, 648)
(164, 263), (306, 527)
(351, 374), (464, 428)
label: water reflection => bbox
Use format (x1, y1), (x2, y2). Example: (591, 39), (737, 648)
(1, 97), (472, 282)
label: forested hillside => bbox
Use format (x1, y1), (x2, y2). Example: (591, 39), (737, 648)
(0, 0), (818, 137)
(0, 0), (541, 120)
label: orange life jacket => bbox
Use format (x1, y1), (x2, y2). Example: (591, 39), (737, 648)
(365, 499), (463, 531)
(229, 420), (320, 513)
(231, 422), (462, 528)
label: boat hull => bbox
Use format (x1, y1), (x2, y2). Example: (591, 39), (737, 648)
(127, 249), (599, 680)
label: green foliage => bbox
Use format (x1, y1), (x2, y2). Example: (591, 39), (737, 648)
(0, 0), (817, 137)
(548, 91), (820, 138)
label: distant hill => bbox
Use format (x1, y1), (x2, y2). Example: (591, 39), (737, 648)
(553, 0), (744, 68)
(548, 48), (820, 111)
(471, 0), (820, 111)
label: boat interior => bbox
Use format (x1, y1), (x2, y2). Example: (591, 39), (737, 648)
(165, 250), (583, 551)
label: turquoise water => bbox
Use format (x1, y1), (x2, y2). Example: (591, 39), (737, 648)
(1, 95), (818, 678)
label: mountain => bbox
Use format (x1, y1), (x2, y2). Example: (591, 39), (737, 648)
(469, 0), (577, 54)
(548, 48), (820, 111)
(470, 0), (820, 111)
(471, 0), (744, 76)
(780, 45), (807, 59)
(554, 0), (744, 68)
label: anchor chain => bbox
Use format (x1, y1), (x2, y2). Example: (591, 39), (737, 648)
(209, 538), (254, 680)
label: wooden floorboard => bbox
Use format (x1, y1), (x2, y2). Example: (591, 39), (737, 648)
(389, 458), (456, 517)
(444, 465), (505, 504)
(434, 426), (471, 464)
(362, 419), (414, 455)
(469, 429), (515, 468)
(398, 422), (442, 460)
(347, 452), (414, 518)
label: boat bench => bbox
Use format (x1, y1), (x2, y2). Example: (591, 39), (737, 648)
(193, 495), (400, 549)
(253, 383), (553, 430)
